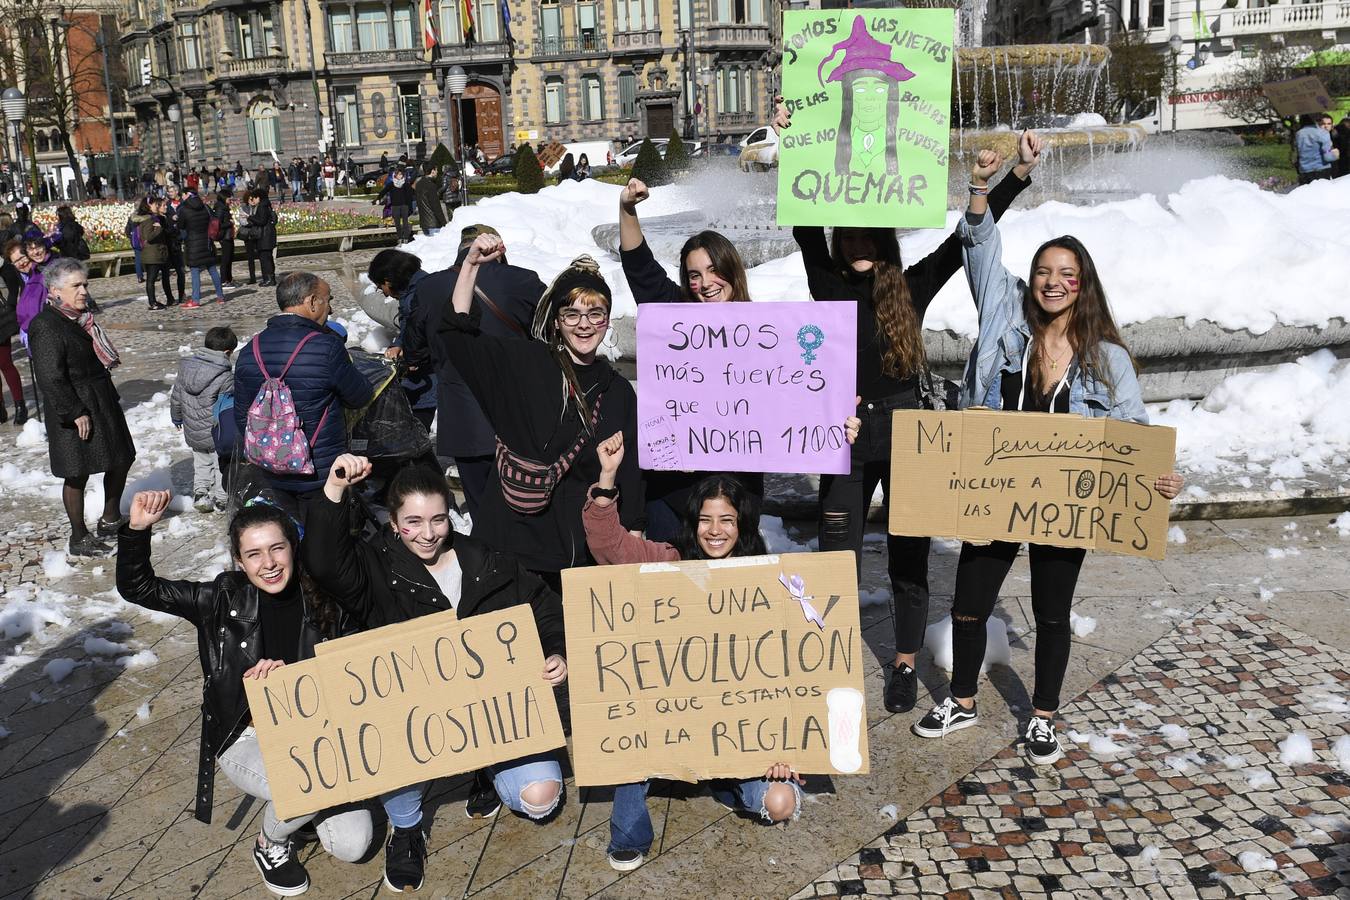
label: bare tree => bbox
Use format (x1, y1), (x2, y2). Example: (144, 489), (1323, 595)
(1212, 45), (1306, 127)
(1106, 29), (1166, 119)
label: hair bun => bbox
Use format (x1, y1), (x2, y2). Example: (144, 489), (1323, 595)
(568, 254), (601, 276)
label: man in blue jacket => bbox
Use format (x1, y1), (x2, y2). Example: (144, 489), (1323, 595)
(1295, 113), (1340, 184)
(233, 272), (374, 509)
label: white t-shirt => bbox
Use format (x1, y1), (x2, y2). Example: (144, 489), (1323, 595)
(428, 555), (463, 611)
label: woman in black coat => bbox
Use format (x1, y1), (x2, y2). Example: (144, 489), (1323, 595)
(116, 492), (371, 896)
(178, 192), (225, 306)
(244, 188), (277, 286)
(374, 171), (415, 244)
(26, 257), (136, 557)
(54, 206), (89, 260)
(440, 237), (644, 588)
(214, 189), (237, 286)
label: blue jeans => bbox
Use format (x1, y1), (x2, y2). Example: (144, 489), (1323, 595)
(132, 245), (144, 280)
(709, 777), (803, 823)
(291, 179), (302, 202)
(382, 781), (427, 829)
(608, 777), (802, 853)
(488, 752), (563, 819)
(190, 264), (223, 303)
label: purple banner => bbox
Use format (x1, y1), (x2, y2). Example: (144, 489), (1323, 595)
(636, 302), (858, 475)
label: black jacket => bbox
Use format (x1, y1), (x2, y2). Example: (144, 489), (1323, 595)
(115, 525), (330, 824)
(792, 169), (1031, 408)
(619, 238), (682, 304)
(414, 249), (545, 457)
(303, 493), (566, 658)
(213, 195), (235, 241)
(246, 199), (278, 250)
(0, 263), (19, 343)
(438, 306), (645, 572)
(377, 178), (415, 208)
(178, 194), (218, 268)
(55, 221), (88, 260)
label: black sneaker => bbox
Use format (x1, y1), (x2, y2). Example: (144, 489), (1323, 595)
(912, 697), (979, 739)
(1024, 716), (1064, 766)
(607, 848), (645, 872)
(465, 770), (501, 819)
(252, 838), (309, 897)
(383, 824), (427, 893)
(68, 534), (112, 558)
(884, 662), (919, 713)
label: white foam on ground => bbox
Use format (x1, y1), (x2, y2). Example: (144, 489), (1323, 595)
(1331, 734), (1350, 772)
(82, 636), (129, 656)
(1245, 769), (1276, 789)
(1158, 724), (1190, 744)
(1069, 610), (1097, 637)
(43, 658), (78, 683)
(1334, 512), (1350, 537)
(924, 615), (1011, 674)
(1167, 525), (1187, 544)
(116, 650), (159, 669)
(40, 551), (76, 579)
(1278, 733), (1316, 766)
(1236, 850), (1277, 873)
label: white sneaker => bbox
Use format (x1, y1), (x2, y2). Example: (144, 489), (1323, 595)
(1024, 716), (1064, 766)
(912, 697), (979, 738)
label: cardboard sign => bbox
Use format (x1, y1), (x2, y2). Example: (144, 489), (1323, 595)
(562, 551), (869, 787)
(244, 608), (565, 820)
(635, 302), (858, 475)
(1262, 76), (1334, 117)
(888, 410), (1177, 560)
(777, 8), (955, 228)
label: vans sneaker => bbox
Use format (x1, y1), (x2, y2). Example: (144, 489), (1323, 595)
(383, 824), (427, 893)
(607, 848), (645, 871)
(1024, 716), (1064, 766)
(912, 697), (979, 738)
(252, 838), (309, 896)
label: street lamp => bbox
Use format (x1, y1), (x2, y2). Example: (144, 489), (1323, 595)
(1, 87), (27, 201)
(699, 70), (714, 150)
(1168, 33), (1183, 133)
(335, 96), (350, 197)
(167, 102), (186, 168)
(447, 65), (469, 208)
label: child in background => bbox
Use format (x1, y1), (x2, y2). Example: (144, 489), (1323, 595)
(171, 326), (237, 512)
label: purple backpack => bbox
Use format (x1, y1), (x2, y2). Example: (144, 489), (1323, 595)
(242, 333), (330, 475)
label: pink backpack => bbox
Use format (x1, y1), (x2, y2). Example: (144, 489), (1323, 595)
(243, 333), (331, 475)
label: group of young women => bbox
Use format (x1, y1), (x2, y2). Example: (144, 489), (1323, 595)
(116, 111), (1182, 895)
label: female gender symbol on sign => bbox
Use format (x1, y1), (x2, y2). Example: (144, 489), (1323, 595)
(797, 324), (825, 363)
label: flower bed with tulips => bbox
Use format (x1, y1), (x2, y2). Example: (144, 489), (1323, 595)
(30, 200), (386, 253)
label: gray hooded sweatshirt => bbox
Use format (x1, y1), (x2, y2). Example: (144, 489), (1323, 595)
(171, 348), (233, 452)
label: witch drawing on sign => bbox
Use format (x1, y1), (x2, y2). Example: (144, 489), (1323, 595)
(819, 16), (916, 177)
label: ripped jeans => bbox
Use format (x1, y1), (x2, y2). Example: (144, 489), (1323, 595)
(949, 540), (1086, 712)
(609, 777), (802, 854)
(488, 752), (564, 819)
(818, 396), (931, 655)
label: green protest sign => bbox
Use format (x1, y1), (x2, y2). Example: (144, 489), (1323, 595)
(777, 9), (955, 229)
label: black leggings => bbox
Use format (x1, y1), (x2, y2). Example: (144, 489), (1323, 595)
(819, 458), (930, 656)
(949, 540), (1086, 712)
(144, 263), (177, 306)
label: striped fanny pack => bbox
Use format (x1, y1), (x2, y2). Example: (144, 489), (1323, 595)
(494, 397), (602, 515)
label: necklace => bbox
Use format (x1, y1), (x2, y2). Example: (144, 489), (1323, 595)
(1043, 342), (1070, 371)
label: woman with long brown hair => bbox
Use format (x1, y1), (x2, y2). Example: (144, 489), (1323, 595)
(781, 100), (1043, 716)
(616, 179), (762, 540)
(911, 149), (1183, 766)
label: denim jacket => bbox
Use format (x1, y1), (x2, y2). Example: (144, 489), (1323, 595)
(957, 210), (1148, 424)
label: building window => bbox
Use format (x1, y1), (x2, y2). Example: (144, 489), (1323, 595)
(337, 88), (360, 144)
(238, 12), (276, 58)
(179, 21), (201, 69)
(394, 5), (414, 49)
(582, 73), (602, 121)
(741, 68), (753, 114)
(356, 4), (391, 51)
(247, 98), (281, 152)
(713, 0), (764, 25)
(400, 85), (422, 140)
(616, 0), (657, 31)
(545, 75), (564, 124)
(330, 9), (354, 52)
(618, 71), (636, 119)
(679, 0), (691, 29)
(577, 2), (599, 48)
(477, 0), (500, 42)
(540, 0), (561, 53)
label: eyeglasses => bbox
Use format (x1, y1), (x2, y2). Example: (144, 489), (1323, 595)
(557, 308), (609, 327)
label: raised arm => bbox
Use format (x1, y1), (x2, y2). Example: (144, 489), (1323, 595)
(116, 491), (215, 627)
(303, 455), (378, 623)
(957, 151), (1023, 324)
(617, 178), (682, 304)
(617, 178), (648, 253)
(584, 433), (679, 564)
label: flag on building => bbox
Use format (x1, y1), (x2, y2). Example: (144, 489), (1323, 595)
(501, 0), (513, 45)
(461, 0), (475, 44)
(424, 0), (438, 49)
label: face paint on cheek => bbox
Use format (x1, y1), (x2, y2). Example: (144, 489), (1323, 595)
(398, 526), (416, 536)
(1066, 278), (1079, 290)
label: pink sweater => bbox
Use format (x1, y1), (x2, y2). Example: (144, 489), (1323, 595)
(582, 488), (681, 565)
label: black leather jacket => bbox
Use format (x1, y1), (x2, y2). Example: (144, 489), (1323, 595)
(116, 525), (330, 824)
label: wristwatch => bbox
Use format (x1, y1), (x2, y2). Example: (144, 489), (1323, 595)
(590, 485), (619, 501)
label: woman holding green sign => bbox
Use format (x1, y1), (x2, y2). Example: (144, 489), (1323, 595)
(780, 96), (1044, 717)
(910, 149), (1184, 766)
(304, 460), (570, 893)
(116, 491), (372, 898)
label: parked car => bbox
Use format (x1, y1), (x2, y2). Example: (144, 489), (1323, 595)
(738, 125), (779, 172)
(482, 153), (517, 176)
(692, 142), (741, 160)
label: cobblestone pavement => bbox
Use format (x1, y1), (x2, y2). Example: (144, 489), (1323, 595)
(0, 257), (1348, 899)
(795, 604), (1350, 900)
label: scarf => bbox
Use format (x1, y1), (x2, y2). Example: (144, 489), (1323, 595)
(54, 301), (120, 370)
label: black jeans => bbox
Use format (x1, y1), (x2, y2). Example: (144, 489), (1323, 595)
(949, 540), (1086, 712)
(144, 263), (176, 306)
(391, 204), (412, 242)
(257, 247), (276, 282)
(166, 247), (186, 298)
(219, 238), (235, 282)
(818, 398), (930, 656)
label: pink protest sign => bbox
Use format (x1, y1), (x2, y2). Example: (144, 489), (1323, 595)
(636, 302), (858, 475)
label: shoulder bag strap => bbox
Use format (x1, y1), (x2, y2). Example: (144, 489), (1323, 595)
(474, 284), (526, 337)
(277, 331), (320, 381)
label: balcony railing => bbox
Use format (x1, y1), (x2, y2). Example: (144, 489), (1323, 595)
(610, 28), (662, 53)
(435, 40), (513, 64)
(717, 111), (755, 128)
(703, 24), (769, 48)
(1198, 1), (1350, 38)
(326, 48), (427, 69)
(217, 55), (290, 78)
(532, 34), (607, 60)
(179, 67), (209, 89)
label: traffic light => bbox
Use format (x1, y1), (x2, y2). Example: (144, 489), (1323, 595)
(187, 131), (197, 152)
(140, 57), (152, 86)
(323, 117), (334, 144)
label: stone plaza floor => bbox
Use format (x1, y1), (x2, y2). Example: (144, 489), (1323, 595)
(0, 260), (1346, 899)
